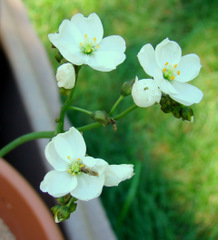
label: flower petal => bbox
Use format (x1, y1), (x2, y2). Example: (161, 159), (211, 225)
(48, 20), (84, 65)
(40, 170), (77, 198)
(177, 54), (202, 82)
(155, 38), (181, 69)
(71, 174), (105, 201)
(104, 164), (134, 187)
(71, 13), (104, 43)
(170, 81), (204, 106)
(82, 156), (108, 175)
(87, 35), (126, 71)
(154, 71), (178, 94)
(54, 127), (86, 160)
(137, 43), (159, 77)
(45, 141), (69, 171)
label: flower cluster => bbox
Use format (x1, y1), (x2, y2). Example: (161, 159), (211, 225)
(38, 12), (204, 222)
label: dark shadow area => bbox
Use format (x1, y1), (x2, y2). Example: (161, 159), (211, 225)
(0, 47), (66, 236)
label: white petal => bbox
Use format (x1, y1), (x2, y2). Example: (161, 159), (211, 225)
(54, 127), (86, 161)
(56, 63), (76, 89)
(87, 35), (126, 71)
(45, 141), (69, 171)
(131, 77), (162, 108)
(170, 81), (204, 106)
(177, 54), (202, 82)
(137, 43), (159, 77)
(104, 164), (134, 187)
(155, 38), (181, 69)
(40, 170), (77, 198)
(71, 13), (103, 43)
(82, 156), (108, 175)
(48, 20), (84, 65)
(71, 174), (105, 201)
(154, 71), (178, 94)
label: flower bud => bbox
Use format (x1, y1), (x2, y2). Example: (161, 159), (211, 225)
(180, 106), (194, 122)
(120, 79), (134, 96)
(91, 110), (114, 126)
(56, 63), (76, 90)
(131, 77), (161, 108)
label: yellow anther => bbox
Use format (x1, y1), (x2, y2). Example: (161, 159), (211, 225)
(84, 33), (88, 38)
(67, 169), (71, 173)
(67, 155), (70, 160)
(78, 158), (81, 161)
(93, 37), (96, 41)
(171, 76), (175, 80)
(163, 68), (166, 72)
(88, 49), (91, 53)
(174, 64), (177, 68)
(177, 70), (180, 75)
(165, 62), (168, 66)
(96, 44), (100, 49)
(80, 164), (85, 168)
(72, 173), (75, 176)
(79, 42), (82, 46)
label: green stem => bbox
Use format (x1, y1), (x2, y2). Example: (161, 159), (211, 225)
(78, 122), (101, 132)
(68, 106), (92, 116)
(0, 131), (54, 158)
(77, 105), (138, 132)
(109, 95), (124, 115)
(118, 160), (142, 226)
(114, 104), (137, 120)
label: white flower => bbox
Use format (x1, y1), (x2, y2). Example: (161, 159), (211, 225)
(56, 63), (75, 89)
(49, 13), (126, 72)
(137, 38), (203, 106)
(40, 127), (134, 201)
(131, 77), (162, 108)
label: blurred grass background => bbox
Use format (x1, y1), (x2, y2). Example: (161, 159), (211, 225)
(23, 0), (218, 239)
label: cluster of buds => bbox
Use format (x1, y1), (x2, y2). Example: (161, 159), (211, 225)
(51, 194), (77, 223)
(160, 94), (194, 121)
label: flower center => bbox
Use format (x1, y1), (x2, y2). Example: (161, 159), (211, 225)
(162, 62), (180, 81)
(79, 34), (100, 55)
(66, 156), (99, 176)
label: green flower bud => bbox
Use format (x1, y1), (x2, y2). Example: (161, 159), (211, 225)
(160, 94), (173, 113)
(180, 107), (194, 122)
(53, 205), (71, 223)
(120, 79), (135, 96)
(91, 110), (114, 126)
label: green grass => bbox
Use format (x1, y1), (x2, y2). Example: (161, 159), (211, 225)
(23, 0), (218, 239)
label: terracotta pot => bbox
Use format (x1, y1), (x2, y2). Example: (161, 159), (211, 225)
(0, 158), (64, 240)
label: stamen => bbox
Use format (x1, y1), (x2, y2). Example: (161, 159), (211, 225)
(88, 49), (91, 53)
(84, 33), (88, 38)
(67, 169), (71, 173)
(171, 76), (175, 80)
(163, 68), (166, 72)
(80, 164), (85, 168)
(177, 70), (180, 75)
(67, 155), (70, 160)
(79, 42), (82, 46)
(96, 44), (100, 49)
(174, 64), (177, 68)
(78, 158), (81, 161)
(165, 62), (168, 66)
(72, 173), (75, 176)
(93, 37), (96, 41)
